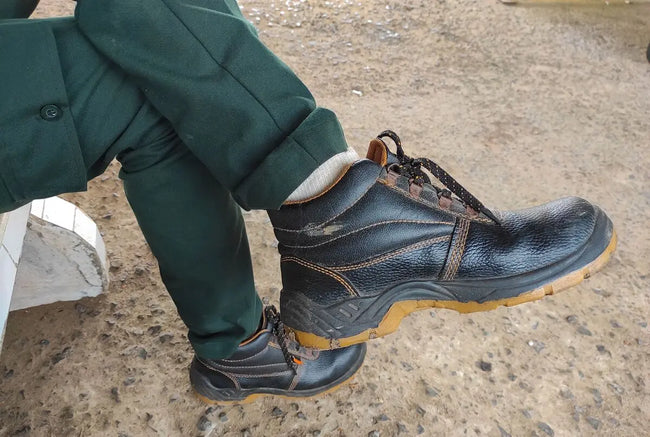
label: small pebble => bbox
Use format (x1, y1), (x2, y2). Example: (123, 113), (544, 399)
(109, 259), (122, 271)
(608, 382), (625, 395)
(498, 425), (512, 437)
(374, 413), (389, 423)
(397, 423), (407, 434)
(311, 431), (321, 437)
(415, 405), (426, 416)
(60, 406), (74, 420)
(573, 406), (582, 422)
(592, 288), (611, 297)
(566, 315), (578, 324)
(591, 388), (603, 407)
(528, 340), (546, 353)
(507, 373), (517, 381)
(537, 422), (554, 436)
(218, 412), (228, 422)
(577, 326), (592, 336)
(521, 409), (532, 419)
(586, 417), (601, 430)
(197, 416), (212, 432)
(12, 426), (30, 435)
(51, 347), (72, 365)
(368, 431), (380, 437)
(123, 377), (136, 386)
(110, 387), (120, 403)
(241, 429), (252, 437)
(559, 388), (574, 399)
(39, 339), (50, 346)
(425, 386), (439, 397)
(271, 407), (284, 417)
(417, 424), (425, 434)
(610, 320), (621, 328)
(159, 334), (174, 343)
(297, 412), (307, 420)
(148, 325), (162, 335)
(477, 360), (492, 372)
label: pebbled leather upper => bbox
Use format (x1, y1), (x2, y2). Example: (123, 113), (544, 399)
(457, 197), (597, 278)
(268, 139), (607, 301)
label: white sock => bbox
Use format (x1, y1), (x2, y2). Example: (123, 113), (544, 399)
(285, 148), (359, 202)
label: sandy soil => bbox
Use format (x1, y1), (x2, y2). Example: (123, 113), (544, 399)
(1, 0), (649, 436)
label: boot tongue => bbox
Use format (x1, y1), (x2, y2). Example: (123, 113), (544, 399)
(366, 138), (399, 167)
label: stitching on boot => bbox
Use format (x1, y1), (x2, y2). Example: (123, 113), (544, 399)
(281, 219), (455, 249)
(329, 236), (451, 271)
(196, 357), (241, 390)
(441, 218), (470, 281)
(221, 348), (267, 363)
(281, 257), (358, 296)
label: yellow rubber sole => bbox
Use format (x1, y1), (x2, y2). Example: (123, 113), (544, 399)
(292, 230), (617, 350)
(193, 362), (362, 405)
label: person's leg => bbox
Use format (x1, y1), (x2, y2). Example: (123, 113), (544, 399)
(0, 16), (261, 359)
(74, 0), (615, 352)
(117, 135), (263, 358)
(0, 18), (365, 403)
(55, 17), (265, 359)
(74, 0), (354, 211)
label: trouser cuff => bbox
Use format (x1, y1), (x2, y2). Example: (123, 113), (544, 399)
(232, 107), (348, 210)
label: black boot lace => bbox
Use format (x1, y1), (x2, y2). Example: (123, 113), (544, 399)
(265, 306), (300, 374)
(378, 130), (500, 224)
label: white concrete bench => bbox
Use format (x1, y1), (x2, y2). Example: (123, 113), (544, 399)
(0, 198), (108, 352)
(0, 205), (31, 351)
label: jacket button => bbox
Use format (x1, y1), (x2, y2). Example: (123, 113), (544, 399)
(40, 104), (62, 121)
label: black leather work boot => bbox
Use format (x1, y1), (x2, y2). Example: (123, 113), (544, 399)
(269, 131), (616, 349)
(190, 306), (366, 403)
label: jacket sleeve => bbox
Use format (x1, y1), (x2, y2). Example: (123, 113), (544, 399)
(0, 19), (86, 213)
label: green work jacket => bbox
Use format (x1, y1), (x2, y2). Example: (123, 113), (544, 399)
(0, 18), (87, 212)
(0, 0), (40, 19)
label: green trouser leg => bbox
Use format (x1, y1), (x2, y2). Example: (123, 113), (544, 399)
(75, 0), (349, 210)
(54, 17), (263, 359)
(3, 1), (350, 357)
(0, 17), (261, 359)
(118, 136), (262, 359)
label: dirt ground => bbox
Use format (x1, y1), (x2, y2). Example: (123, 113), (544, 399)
(1, 0), (649, 436)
